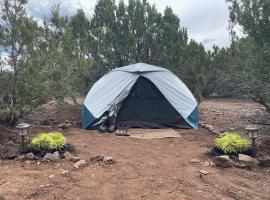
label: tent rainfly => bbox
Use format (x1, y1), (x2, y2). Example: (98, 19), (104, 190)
(82, 63), (199, 129)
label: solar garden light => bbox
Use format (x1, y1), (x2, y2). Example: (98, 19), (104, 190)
(16, 122), (30, 153)
(245, 124), (259, 157)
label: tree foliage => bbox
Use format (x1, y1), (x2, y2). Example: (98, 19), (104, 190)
(230, 0), (269, 103)
(0, 0), (269, 125)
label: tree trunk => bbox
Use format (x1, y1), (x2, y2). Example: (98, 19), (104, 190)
(71, 96), (80, 105)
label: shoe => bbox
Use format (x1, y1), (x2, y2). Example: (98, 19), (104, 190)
(108, 116), (116, 133)
(99, 116), (108, 133)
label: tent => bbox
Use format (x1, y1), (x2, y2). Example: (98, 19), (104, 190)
(82, 63), (199, 129)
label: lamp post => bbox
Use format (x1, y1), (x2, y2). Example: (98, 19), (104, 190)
(16, 122), (30, 153)
(245, 124), (259, 157)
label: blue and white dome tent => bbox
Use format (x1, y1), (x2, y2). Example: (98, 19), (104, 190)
(82, 63), (199, 129)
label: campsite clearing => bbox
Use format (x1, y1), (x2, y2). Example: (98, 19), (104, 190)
(0, 98), (270, 200)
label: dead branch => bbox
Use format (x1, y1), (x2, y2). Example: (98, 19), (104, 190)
(71, 96), (80, 105)
(140, 191), (152, 198)
(168, 180), (183, 193)
(0, 125), (17, 133)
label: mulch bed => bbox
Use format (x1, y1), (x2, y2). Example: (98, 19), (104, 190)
(210, 146), (254, 159)
(25, 143), (76, 158)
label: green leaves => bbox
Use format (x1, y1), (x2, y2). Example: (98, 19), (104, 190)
(0, 0), (48, 124)
(29, 132), (66, 152)
(215, 133), (251, 154)
(89, 0), (206, 101)
(225, 0), (270, 109)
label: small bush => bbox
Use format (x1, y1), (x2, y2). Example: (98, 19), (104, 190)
(215, 133), (251, 154)
(29, 132), (66, 153)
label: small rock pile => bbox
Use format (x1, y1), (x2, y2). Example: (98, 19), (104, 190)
(1, 142), (117, 170)
(43, 151), (61, 162)
(63, 151), (80, 163)
(73, 160), (87, 169)
(89, 155), (116, 165)
(15, 150), (80, 163)
(213, 154), (270, 168)
(190, 158), (215, 167)
(58, 120), (73, 129)
(213, 155), (234, 168)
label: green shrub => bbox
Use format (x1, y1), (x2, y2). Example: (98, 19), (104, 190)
(29, 132), (66, 152)
(0, 108), (19, 124)
(215, 133), (251, 154)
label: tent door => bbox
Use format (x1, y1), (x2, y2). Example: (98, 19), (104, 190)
(115, 76), (191, 128)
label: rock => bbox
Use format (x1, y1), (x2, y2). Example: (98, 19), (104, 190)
(200, 148), (211, 155)
(17, 155), (26, 160)
(218, 132), (229, 137)
(190, 159), (201, 163)
(199, 122), (206, 128)
(44, 151), (60, 162)
(51, 151), (60, 161)
(201, 124), (206, 128)
(212, 129), (221, 135)
(43, 154), (50, 161)
(233, 162), (247, 168)
(60, 169), (69, 175)
(238, 154), (259, 167)
(89, 155), (104, 163)
(1, 141), (20, 159)
(205, 124), (214, 131)
(63, 151), (72, 159)
(25, 160), (32, 164)
(48, 175), (54, 179)
(103, 156), (115, 164)
(39, 184), (51, 188)
(58, 122), (72, 129)
(64, 151), (80, 163)
(25, 153), (35, 160)
(69, 156), (80, 163)
(258, 156), (270, 167)
(213, 155), (234, 168)
(202, 161), (215, 167)
(43, 153), (52, 161)
(198, 170), (209, 175)
(74, 160), (87, 169)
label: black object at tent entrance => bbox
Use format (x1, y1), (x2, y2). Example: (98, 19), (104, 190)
(116, 77), (191, 128)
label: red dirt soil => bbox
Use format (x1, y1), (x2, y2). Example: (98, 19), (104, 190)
(0, 98), (270, 200)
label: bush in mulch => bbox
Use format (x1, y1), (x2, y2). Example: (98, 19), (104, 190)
(29, 132), (66, 151)
(210, 133), (253, 159)
(27, 132), (75, 158)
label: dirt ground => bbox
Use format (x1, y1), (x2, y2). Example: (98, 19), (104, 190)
(0, 98), (270, 200)
(200, 98), (270, 135)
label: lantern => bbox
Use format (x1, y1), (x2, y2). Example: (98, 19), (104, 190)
(16, 122), (30, 153)
(245, 124), (259, 157)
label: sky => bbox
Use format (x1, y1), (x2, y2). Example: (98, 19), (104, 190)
(25, 0), (233, 50)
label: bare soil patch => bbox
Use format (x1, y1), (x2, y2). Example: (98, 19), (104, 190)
(200, 98), (270, 135)
(0, 98), (270, 200)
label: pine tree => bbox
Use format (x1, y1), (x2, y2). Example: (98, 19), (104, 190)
(0, 0), (49, 124)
